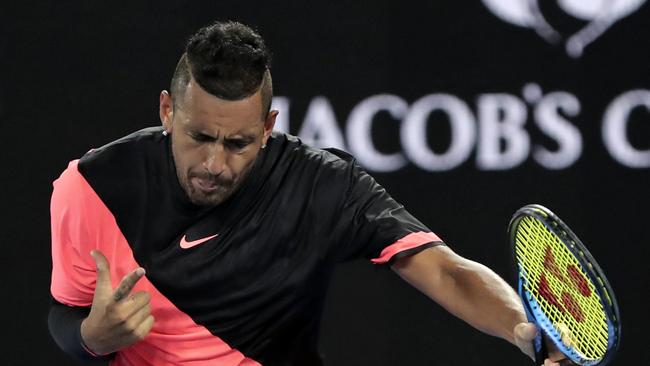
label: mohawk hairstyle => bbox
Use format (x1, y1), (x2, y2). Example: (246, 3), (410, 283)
(170, 21), (273, 117)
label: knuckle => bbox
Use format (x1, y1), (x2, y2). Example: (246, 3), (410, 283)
(115, 313), (128, 324)
(119, 281), (133, 293)
(122, 321), (134, 333)
(124, 319), (139, 333)
(135, 321), (154, 341)
(121, 273), (132, 283)
(133, 291), (149, 303)
(136, 328), (149, 341)
(138, 304), (151, 317)
(113, 290), (124, 302)
(141, 291), (151, 302)
(113, 289), (124, 299)
(112, 308), (129, 323)
(119, 281), (131, 293)
(146, 316), (155, 331)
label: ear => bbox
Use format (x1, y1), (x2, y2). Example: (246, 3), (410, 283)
(262, 110), (278, 145)
(159, 90), (174, 133)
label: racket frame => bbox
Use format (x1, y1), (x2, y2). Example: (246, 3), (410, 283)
(508, 204), (621, 366)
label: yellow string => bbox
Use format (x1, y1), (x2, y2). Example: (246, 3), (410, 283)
(515, 216), (609, 360)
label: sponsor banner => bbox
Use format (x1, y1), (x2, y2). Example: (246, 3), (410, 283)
(273, 85), (650, 171)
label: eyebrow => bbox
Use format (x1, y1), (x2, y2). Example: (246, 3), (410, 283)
(189, 129), (257, 142)
(226, 133), (257, 141)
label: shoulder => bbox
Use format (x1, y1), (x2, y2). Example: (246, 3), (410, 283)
(269, 132), (357, 175)
(264, 133), (368, 201)
(50, 159), (106, 229)
(54, 126), (165, 188)
(52, 126), (167, 212)
(77, 126), (168, 190)
(78, 126), (165, 170)
(52, 160), (89, 204)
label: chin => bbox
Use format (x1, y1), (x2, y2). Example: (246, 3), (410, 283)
(189, 192), (228, 206)
(188, 186), (235, 206)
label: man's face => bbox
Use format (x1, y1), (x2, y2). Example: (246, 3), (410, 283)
(159, 80), (276, 206)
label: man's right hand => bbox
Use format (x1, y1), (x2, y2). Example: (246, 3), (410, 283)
(80, 250), (155, 355)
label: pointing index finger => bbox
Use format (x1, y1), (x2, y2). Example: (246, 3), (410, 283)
(113, 267), (146, 302)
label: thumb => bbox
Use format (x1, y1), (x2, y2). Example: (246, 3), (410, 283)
(515, 322), (538, 342)
(90, 250), (113, 293)
(514, 322), (539, 360)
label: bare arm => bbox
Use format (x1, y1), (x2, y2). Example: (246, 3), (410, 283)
(392, 245), (574, 365)
(391, 245), (526, 344)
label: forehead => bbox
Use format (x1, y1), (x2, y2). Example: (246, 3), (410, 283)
(176, 80), (264, 135)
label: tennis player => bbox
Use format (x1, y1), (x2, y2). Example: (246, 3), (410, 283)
(48, 20), (570, 366)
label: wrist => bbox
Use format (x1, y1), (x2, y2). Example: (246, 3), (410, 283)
(80, 317), (110, 357)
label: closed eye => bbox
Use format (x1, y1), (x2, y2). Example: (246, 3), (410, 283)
(226, 139), (252, 151)
(189, 132), (215, 143)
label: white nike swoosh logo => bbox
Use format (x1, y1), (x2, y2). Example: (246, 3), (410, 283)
(179, 233), (219, 249)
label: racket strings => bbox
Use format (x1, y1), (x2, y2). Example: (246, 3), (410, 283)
(515, 217), (609, 361)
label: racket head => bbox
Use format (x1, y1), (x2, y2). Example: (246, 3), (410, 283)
(508, 204), (621, 366)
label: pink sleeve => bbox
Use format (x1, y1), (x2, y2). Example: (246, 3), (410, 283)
(50, 160), (98, 307)
(370, 231), (443, 264)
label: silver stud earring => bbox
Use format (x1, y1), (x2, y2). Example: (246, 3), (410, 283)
(261, 144), (267, 149)
(162, 130), (169, 136)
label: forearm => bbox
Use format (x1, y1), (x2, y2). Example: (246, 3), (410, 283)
(48, 298), (113, 364)
(435, 259), (526, 343)
(393, 247), (527, 345)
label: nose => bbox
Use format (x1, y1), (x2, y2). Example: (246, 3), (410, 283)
(204, 143), (227, 175)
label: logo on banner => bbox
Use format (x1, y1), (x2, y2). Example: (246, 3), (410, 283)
(481, 0), (646, 57)
(273, 86), (650, 172)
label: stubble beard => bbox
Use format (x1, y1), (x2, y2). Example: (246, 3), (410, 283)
(177, 158), (256, 206)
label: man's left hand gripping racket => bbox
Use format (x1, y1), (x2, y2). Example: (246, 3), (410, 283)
(508, 204), (621, 365)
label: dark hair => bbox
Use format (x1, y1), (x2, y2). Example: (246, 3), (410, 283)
(170, 21), (273, 117)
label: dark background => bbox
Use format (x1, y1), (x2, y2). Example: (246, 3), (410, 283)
(1, 1), (648, 365)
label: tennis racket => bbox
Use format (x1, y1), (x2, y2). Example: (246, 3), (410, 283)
(508, 204), (621, 365)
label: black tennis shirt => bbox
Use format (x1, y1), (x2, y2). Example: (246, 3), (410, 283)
(49, 127), (443, 365)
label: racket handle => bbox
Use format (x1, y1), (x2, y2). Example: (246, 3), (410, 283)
(533, 330), (547, 365)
